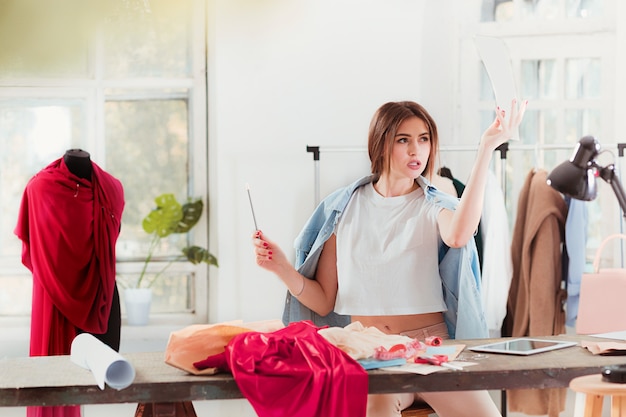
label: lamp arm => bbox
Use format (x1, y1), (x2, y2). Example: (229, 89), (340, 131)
(598, 164), (626, 218)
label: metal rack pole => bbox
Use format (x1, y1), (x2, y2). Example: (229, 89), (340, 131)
(496, 143), (509, 201)
(618, 144), (626, 267)
(306, 146), (320, 205)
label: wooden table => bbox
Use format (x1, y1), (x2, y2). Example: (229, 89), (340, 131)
(1, 335), (626, 410)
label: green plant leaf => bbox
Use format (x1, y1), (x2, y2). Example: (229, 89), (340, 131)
(174, 198), (203, 233)
(183, 245), (219, 266)
(135, 193), (218, 290)
(142, 193), (183, 238)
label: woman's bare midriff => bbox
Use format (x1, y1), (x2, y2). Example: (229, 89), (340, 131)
(351, 312), (444, 335)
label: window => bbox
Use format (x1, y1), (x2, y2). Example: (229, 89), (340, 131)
(480, 0), (603, 22)
(0, 0), (208, 321)
(457, 0), (619, 264)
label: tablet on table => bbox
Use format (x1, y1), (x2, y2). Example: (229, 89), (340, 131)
(469, 338), (577, 356)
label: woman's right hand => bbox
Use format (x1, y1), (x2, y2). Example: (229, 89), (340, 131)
(479, 99), (527, 152)
(251, 230), (290, 275)
(253, 230), (337, 316)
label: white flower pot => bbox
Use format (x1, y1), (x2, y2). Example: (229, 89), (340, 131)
(124, 288), (152, 326)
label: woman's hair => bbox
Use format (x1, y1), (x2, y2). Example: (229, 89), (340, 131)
(367, 101), (439, 180)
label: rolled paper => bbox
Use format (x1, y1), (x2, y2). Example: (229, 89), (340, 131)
(474, 35), (520, 141)
(70, 333), (135, 390)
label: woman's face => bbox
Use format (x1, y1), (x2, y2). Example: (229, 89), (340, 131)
(388, 116), (431, 181)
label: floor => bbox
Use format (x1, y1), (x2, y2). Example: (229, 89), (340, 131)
(0, 324), (613, 417)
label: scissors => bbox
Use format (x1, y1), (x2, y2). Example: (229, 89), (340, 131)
(415, 354), (463, 371)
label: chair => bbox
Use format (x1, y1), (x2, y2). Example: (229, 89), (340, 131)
(135, 401), (197, 417)
(401, 401), (436, 416)
(569, 373), (626, 417)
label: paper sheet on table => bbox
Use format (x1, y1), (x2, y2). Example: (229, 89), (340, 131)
(381, 361), (477, 375)
(474, 35), (520, 141)
(591, 330), (626, 341)
(582, 339), (626, 355)
(70, 333), (135, 390)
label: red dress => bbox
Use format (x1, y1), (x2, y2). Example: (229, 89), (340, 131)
(15, 157), (124, 417)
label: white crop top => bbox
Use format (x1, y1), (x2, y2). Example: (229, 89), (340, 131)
(334, 182), (447, 316)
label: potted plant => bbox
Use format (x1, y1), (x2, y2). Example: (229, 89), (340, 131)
(123, 193), (218, 325)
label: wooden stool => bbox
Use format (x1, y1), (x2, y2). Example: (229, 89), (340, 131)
(401, 401), (436, 416)
(570, 373), (626, 417)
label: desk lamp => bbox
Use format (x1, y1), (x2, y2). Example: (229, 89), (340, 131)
(547, 135), (626, 383)
(546, 135), (626, 217)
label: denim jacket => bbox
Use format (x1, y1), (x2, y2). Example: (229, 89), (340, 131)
(282, 175), (489, 339)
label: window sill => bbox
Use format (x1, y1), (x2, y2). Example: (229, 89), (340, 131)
(0, 314), (200, 357)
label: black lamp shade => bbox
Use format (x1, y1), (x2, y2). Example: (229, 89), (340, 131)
(546, 159), (597, 201)
(547, 135), (626, 218)
(546, 135), (601, 201)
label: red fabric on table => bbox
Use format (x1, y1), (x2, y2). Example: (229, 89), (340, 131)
(194, 320), (368, 417)
(15, 157), (124, 417)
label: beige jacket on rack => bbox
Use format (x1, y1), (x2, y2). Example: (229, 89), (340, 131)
(503, 169), (568, 417)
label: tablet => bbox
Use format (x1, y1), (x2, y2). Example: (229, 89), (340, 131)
(468, 338), (578, 356)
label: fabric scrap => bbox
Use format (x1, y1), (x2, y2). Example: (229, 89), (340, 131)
(194, 320), (368, 417)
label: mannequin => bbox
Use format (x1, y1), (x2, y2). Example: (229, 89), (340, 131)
(62, 149), (122, 351)
(15, 149), (125, 417)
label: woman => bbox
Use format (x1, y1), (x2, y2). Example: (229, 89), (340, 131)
(252, 99), (526, 417)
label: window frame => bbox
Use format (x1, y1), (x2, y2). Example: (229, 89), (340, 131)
(458, 0), (621, 265)
(0, 0), (209, 325)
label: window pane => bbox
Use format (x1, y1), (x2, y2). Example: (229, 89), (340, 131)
(0, 1), (92, 78)
(151, 272), (192, 313)
(519, 109), (558, 145)
(480, 110), (495, 136)
(0, 276), (32, 315)
(104, 98), (190, 259)
(544, 147), (573, 173)
(521, 0), (560, 20)
(103, 0), (192, 78)
(118, 271), (192, 314)
(0, 102), (86, 258)
(566, 0), (603, 18)
(564, 108), (601, 143)
(481, 0), (514, 22)
(521, 59), (557, 99)
(565, 58), (601, 99)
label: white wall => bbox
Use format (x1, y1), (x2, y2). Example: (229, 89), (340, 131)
(207, 0), (461, 323)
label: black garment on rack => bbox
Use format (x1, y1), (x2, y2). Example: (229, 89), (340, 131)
(438, 167), (484, 268)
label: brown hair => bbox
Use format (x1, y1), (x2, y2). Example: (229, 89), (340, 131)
(367, 101), (439, 180)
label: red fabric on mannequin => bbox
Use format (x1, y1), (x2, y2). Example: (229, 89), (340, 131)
(15, 157), (124, 417)
(194, 320), (368, 417)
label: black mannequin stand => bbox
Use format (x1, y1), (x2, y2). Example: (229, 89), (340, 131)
(64, 149), (92, 180)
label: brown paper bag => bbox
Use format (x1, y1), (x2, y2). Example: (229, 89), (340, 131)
(164, 319), (284, 375)
(576, 234), (626, 335)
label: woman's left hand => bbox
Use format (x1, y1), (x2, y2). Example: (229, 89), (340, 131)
(480, 99), (528, 151)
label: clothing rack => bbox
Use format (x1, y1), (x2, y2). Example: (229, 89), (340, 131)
(307, 143), (511, 205)
(307, 142), (626, 205)
(307, 141), (626, 267)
